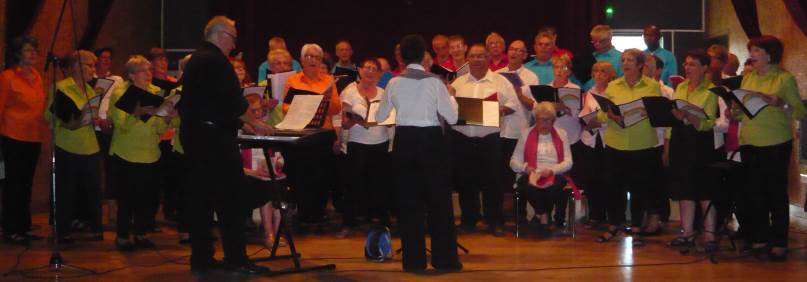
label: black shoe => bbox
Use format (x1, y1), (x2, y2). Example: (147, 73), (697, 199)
(90, 233), (104, 241)
(23, 233), (44, 241)
(147, 226), (162, 233)
(768, 247), (788, 261)
(490, 226), (505, 237)
(434, 262), (463, 273)
(134, 237), (156, 249)
(456, 224), (476, 235)
(226, 263), (270, 275)
(115, 239), (136, 252)
(191, 259), (225, 274)
(55, 236), (75, 245)
(403, 267), (427, 274)
(3, 234), (30, 246)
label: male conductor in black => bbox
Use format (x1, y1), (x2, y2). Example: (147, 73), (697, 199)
(178, 16), (273, 275)
(376, 34), (463, 273)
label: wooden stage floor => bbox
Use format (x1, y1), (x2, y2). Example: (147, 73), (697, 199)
(1, 213), (807, 281)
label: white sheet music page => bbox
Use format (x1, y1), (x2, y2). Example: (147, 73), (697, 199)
(276, 95), (324, 130)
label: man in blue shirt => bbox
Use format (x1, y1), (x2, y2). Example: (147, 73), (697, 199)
(583, 25), (622, 90)
(643, 25), (677, 86)
(257, 36), (301, 83)
(524, 31), (554, 85)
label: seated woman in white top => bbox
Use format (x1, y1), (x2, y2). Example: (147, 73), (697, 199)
(510, 102), (572, 234)
(337, 58), (393, 238)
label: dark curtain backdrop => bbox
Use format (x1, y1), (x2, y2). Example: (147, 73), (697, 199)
(731, 0), (762, 38)
(784, 0), (807, 38)
(210, 0), (605, 76)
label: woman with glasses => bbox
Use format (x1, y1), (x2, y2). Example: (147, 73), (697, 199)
(336, 58), (393, 238)
(280, 43), (342, 228)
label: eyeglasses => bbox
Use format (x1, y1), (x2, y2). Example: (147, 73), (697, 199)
(304, 54), (323, 60)
(219, 30), (237, 41)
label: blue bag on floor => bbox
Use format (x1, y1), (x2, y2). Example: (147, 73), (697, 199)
(364, 225), (392, 262)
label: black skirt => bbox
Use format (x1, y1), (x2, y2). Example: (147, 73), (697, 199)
(667, 125), (721, 200)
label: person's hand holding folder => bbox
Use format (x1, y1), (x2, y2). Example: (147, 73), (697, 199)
(132, 101), (157, 119)
(606, 107), (623, 124)
(756, 92), (784, 108)
(62, 104), (92, 130)
(670, 107), (701, 129)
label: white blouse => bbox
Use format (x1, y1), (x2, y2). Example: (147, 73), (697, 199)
(510, 126), (573, 175)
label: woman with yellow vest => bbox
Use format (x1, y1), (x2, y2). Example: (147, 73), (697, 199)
(663, 49), (720, 251)
(595, 49), (664, 243)
(0, 36), (47, 245)
(45, 50), (104, 243)
(108, 55), (170, 251)
(738, 36), (806, 261)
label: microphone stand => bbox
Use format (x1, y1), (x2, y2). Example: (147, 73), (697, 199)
(3, 0), (99, 278)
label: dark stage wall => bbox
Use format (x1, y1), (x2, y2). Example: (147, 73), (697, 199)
(191, 0), (606, 76)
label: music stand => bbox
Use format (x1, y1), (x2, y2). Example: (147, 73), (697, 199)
(239, 130), (337, 276)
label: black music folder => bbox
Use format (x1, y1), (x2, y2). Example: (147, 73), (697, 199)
(114, 85), (165, 122)
(333, 67), (358, 94)
(641, 96), (681, 127)
(51, 90), (82, 123)
(152, 78), (179, 93)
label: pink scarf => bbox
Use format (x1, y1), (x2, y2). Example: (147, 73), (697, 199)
(523, 127), (581, 199)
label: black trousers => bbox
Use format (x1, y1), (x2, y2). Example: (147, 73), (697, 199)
(1, 136), (41, 236)
(452, 130), (502, 227)
(741, 141), (792, 248)
(156, 140), (180, 222)
(182, 125), (249, 266)
(284, 144), (333, 223)
(500, 137), (518, 191)
(604, 147), (663, 226)
(579, 139), (607, 222)
(343, 141), (390, 227)
(168, 153), (189, 233)
(394, 126), (460, 271)
(626, 146), (665, 227)
(518, 177), (568, 216)
(111, 155), (157, 238)
(54, 147), (102, 236)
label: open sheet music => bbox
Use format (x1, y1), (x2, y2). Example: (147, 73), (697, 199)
(266, 70), (295, 101)
(674, 99), (707, 120)
(499, 72), (523, 88)
(618, 98), (647, 128)
(276, 95), (325, 130)
(93, 78), (115, 97)
(365, 101), (395, 126)
(155, 93), (181, 117)
(709, 86), (768, 119)
(456, 95), (499, 127)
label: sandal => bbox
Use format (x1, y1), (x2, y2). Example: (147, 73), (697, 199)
(595, 228), (620, 243)
(667, 235), (695, 247)
(702, 241), (719, 253)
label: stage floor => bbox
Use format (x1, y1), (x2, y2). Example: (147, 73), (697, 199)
(1, 213), (807, 281)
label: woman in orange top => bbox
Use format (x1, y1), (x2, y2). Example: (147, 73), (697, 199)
(281, 43), (341, 225)
(0, 36), (47, 245)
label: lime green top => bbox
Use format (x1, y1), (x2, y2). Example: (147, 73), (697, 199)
(669, 79), (718, 135)
(108, 82), (167, 163)
(739, 66), (806, 146)
(598, 75), (662, 151)
(45, 77), (100, 155)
